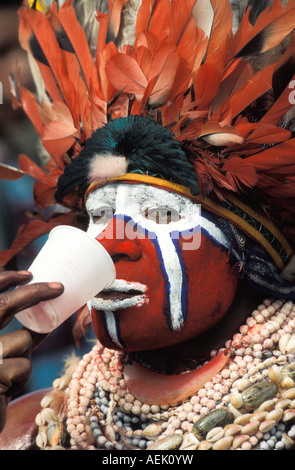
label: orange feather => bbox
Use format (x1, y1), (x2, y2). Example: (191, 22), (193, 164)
(106, 53), (148, 98)
(230, 0), (295, 59)
(223, 156), (258, 192)
(107, 0), (129, 43)
(205, 0), (233, 74)
(0, 163), (25, 181)
(247, 139), (295, 172)
(18, 6), (70, 105)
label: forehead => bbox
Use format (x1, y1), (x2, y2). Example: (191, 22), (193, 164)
(85, 182), (194, 210)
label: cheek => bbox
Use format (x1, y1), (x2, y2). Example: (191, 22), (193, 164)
(92, 229), (239, 352)
(181, 234), (239, 335)
(92, 235), (169, 350)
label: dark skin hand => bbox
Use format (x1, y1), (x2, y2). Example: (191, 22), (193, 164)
(0, 270), (64, 433)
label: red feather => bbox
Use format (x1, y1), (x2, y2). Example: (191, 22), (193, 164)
(106, 53), (148, 98)
(215, 62), (276, 125)
(193, 63), (221, 109)
(247, 138), (295, 172)
(230, 0), (295, 58)
(107, 0), (129, 43)
(223, 156), (258, 192)
(205, 0), (233, 74)
(18, 6), (70, 105)
(0, 164), (25, 181)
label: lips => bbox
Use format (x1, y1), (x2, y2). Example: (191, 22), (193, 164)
(90, 279), (148, 311)
(96, 288), (145, 301)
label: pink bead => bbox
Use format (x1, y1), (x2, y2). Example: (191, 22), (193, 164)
(193, 403), (202, 413)
(200, 407), (209, 416)
(200, 397), (209, 406)
(239, 325), (248, 335)
(73, 416), (82, 425)
(181, 421), (191, 431)
(246, 318), (256, 328)
(207, 389), (215, 399)
(171, 418), (181, 429)
(212, 375), (222, 384)
(190, 395), (198, 405)
(207, 400), (216, 410)
(213, 392), (222, 402)
(262, 339), (273, 350)
(178, 411), (188, 421)
(230, 372), (239, 381)
(187, 412), (196, 422)
(67, 423), (75, 433)
(244, 355), (253, 363)
(79, 396), (89, 407)
(221, 369), (230, 379)
(78, 441), (89, 450)
(241, 441), (252, 450)
(183, 402), (193, 412)
(78, 405), (87, 414)
(198, 389), (207, 398)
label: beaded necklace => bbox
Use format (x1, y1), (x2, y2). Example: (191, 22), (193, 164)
(36, 298), (295, 451)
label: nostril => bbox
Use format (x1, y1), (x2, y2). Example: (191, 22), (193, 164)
(111, 253), (134, 263)
(104, 240), (142, 261)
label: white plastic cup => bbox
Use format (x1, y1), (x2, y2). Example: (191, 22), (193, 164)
(15, 225), (116, 333)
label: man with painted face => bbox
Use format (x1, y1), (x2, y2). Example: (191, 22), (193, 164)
(54, 115), (295, 370)
(56, 116), (237, 356)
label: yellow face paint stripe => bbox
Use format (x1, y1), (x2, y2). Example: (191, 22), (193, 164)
(85, 173), (293, 269)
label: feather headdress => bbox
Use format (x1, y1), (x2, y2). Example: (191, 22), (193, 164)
(1, 0), (295, 288)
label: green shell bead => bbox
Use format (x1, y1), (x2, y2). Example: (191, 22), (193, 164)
(192, 408), (234, 440)
(241, 381), (278, 410)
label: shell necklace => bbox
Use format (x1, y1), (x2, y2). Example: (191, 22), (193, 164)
(36, 298), (295, 450)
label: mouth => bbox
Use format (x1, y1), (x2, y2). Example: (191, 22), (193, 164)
(90, 279), (148, 311)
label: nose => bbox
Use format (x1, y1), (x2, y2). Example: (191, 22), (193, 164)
(96, 216), (142, 261)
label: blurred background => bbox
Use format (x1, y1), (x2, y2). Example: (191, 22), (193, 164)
(0, 0), (95, 395)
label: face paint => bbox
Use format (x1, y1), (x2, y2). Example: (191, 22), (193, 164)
(86, 183), (238, 351)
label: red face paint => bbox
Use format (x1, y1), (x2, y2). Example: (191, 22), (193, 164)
(91, 216), (239, 351)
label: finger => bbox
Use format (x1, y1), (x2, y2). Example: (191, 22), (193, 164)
(0, 394), (8, 433)
(0, 357), (31, 397)
(0, 330), (32, 360)
(22, 329), (49, 351)
(0, 271), (32, 293)
(0, 281), (64, 330)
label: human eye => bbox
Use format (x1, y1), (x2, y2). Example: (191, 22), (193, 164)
(143, 206), (181, 224)
(91, 206), (115, 224)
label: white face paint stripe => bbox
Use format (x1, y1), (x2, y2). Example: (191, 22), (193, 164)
(199, 215), (230, 251)
(103, 311), (125, 349)
(151, 230), (185, 331)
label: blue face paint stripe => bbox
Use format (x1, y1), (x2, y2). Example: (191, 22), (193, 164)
(102, 311), (126, 350)
(170, 236), (188, 323)
(113, 213), (173, 330)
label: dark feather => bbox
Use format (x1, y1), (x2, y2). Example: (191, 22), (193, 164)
(55, 116), (200, 203)
(248, 0), (273, 25)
